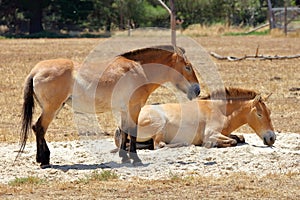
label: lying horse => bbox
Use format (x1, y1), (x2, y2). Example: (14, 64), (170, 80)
(114, 87), (276, 149)
(18, 45), (200, 167)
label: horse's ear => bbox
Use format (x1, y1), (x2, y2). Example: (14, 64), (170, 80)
(178, 47), (185, 54)
(263, 93), (272, 101)
(173, 46), (185, 55)
(251, 94), (261, 107)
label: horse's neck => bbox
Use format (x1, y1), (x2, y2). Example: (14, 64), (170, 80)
(124, 50), (173, 65)
(129, 50), (176, 84)
(221, 101), (250, 135)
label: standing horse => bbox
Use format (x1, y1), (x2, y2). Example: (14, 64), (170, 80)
(18, 45), (200, 167)
(114, 87), (276, 149)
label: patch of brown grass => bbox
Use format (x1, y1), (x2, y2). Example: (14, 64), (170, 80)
(0, 172), (299, 199)
(184, 24), (249, 36)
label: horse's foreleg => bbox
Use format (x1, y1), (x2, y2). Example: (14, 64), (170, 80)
(119, 128), (130, 163)
(119, 109), (142, 165)
(229, 134), (245, 144)
(204, 130), (237, 148)
(214, 134), (237, 147)
(128, 126), (142, 165)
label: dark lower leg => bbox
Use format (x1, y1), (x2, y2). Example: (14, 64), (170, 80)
(119, 129), (130, 163)
(32, 119), (50, 166)
(128, 126), (142, 164)
(229, 134), (245, 143)
(148, 138), (154, 150)
(129, 135), (141, 164)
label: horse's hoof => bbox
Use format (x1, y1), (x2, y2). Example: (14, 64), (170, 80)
(129, 153), (142, 164)
(40, 164), (51, 169)
(237, 135), (245, 143)
(229, 134), (245, 143)
(131, 156), (143, 166)
(230, 140), (237, 146)
(121, 157), (131, 164)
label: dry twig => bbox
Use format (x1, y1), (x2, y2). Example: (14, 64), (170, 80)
(210, 52), (300, 61)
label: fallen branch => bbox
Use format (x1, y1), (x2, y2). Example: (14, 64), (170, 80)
(245, 23), (269, 34)
(210, 52), (300, 61)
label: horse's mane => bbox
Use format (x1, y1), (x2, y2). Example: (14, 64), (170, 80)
(120, 45), (185, 59)
(200, 87), (258, 100)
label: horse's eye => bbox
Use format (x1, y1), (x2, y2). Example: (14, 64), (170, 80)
(257, 113), (262, 118)
(184, 66), (191, 72)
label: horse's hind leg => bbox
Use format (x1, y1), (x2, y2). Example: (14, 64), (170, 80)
(32, 116), (50, 167)
(32, 107), (59, 168)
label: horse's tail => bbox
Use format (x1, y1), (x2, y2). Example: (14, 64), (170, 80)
(16, 75), (35, 160)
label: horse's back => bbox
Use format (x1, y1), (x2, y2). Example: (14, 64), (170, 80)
(32, 58), (74, 71)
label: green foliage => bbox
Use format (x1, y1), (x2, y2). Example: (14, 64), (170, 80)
(139, 1), (168, 27)
(8, 176), (45, 186)
(176, 0), (267, 28)
(0, 0), (277, 35)
(3, 31), (110, 38)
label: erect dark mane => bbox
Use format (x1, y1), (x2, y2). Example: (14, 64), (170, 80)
(120, 45), (185, 60)
(200, 87), (259, 100)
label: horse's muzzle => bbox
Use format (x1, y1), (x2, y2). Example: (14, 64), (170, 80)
(187, 83), (200, 100)
(263, 130), (276, 146)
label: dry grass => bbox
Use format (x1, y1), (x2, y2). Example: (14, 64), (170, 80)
(0, 172), (299, 199)
(0, 36), (299, 198)
(183, 24), (249, 36)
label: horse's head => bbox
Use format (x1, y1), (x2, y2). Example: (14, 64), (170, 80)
(247, 94), (276, 146)
(170, 46), (200, 100)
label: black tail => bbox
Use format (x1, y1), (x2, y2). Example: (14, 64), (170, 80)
(15, 76), (35, 160)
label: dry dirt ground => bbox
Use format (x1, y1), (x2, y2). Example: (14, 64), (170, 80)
(0, 36), (299, 199)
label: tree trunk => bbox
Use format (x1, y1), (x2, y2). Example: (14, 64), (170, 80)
(267, 0), (275, 29)
(29, 1), (43, 34)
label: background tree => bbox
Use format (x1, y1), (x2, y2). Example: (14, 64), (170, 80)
(88, 0), (117, 32)
(1, 0), (294, 35)
(19, 0), (51, 34)
(0, 0), (19, 33)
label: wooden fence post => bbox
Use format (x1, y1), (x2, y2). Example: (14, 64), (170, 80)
(284, 2), (288, 36)
(158, 0), (176, 46)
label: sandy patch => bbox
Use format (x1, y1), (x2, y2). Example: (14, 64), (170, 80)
(0, 133), (299, 184)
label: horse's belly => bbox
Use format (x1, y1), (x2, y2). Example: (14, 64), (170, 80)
(68, 95), (111, 114)
(164, 122), (204, 145)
